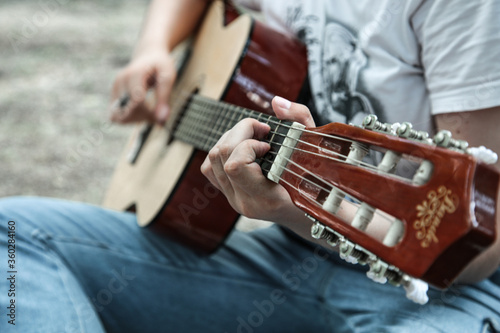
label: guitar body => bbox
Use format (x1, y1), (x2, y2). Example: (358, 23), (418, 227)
(103, 1), (308, 252)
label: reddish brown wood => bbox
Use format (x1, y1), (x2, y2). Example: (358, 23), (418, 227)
(148, 6), (308, 253)
(223, 18), (308, 114)
(151, 151), (239, 253)
(281, 122), (498, 287)
(421, 163), (498, 286)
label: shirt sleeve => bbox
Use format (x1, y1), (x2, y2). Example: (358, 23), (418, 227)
(412, 0), (500, 114)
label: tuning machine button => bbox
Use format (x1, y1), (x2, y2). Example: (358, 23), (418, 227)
(366, 258), (389, 284)
(433, 130), (468, 151)
(433, 130), (497, 164)
(308, 215), (429, 304)
(310, 219), (326, 239)
(309, 218), (340, 246)
(402, 276), (429, 305)
(467, 146), (498, 164)
(396, 122), (432, 144)
(362, 115), (395, 134)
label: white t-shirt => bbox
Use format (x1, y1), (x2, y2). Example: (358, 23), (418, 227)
(235, 0), (500, 134)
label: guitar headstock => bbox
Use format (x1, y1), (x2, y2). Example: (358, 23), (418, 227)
(269, 115), (498, 297)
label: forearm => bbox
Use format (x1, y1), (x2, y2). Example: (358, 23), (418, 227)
(133, 0), (210, 57)
(435, 108), (500, 283)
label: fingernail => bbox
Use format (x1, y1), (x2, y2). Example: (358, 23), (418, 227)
(274, 96), (292, 111)
(157, 105), (169, 122)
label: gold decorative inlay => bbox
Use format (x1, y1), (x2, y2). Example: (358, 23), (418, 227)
(414, 186), (459, 248)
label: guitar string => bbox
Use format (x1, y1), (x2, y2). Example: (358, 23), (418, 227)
(163, 92), (405, 228)
(178, 102), (411, 183)
(182, 102), (381, 173)
(266, 152), (402, 222)
(263, 140), (412, 185)
(175, 104), (403, 226)
(183, 100), (392, 175)
(189, 95), (356, 143)
(259, 155), (398, 227)
(153, 89), (357, 154)
(177, 102), (414, 227)
(179, 94), (340, 142)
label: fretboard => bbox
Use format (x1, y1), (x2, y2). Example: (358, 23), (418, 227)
(174, 94), (289, 148)
(173, 94), (294, 178)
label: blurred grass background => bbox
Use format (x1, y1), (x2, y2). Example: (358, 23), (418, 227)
(0, 0), (149, 204)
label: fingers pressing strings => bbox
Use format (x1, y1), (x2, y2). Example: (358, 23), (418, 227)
(186, 95), (399, 182)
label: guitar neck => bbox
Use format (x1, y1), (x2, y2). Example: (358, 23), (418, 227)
(173, 94), (292, 160)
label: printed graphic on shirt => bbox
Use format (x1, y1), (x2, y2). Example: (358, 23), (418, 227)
(285, 3), (383, 127)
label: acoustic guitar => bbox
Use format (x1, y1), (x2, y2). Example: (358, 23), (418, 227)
(103, 1), (498, 300)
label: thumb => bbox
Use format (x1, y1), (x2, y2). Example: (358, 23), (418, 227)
(272, 96), (315, 127)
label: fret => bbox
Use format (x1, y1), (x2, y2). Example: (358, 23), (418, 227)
(188, 103), (213, 149)
(196, 99), (215, 149)
(202, 101), (219, 149)
(211, 104), (227, 145)
(266, 116), (278, 146)
(201, 98), (220, 151)
(172, 93), (307, 187)
(260, 116), (295, 179)
(236, 107), (245, 122)
(186, 103), (199, 146)
(198, 99), (214, 146)
(224, 106), (238, 138)
(184, 99), (198, 146)
(173, 93), (294, 155)
(255, 112), (263, 125)
(224, 105), (235, 133)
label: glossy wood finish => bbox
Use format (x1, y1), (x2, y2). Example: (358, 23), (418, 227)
(281, 122), (498, 287)
(422, 163), (498, 286)
(223, 15), (308, 115)
(148, 5), (308, 253)
(150, 151), (239, 251)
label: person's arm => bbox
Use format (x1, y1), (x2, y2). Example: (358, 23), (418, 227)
(134, 0), (209, 56)
(110, 0), (210, 124)
(435, 107), (500, 283)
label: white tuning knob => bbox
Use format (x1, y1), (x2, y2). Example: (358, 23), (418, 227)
(366, 270), (388, 284)
(403, 278), (429, 305)
(467, 146), (498, 165)
(341, 254), (359, 264)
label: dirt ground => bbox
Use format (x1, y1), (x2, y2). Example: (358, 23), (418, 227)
(0, 0), (148, 204)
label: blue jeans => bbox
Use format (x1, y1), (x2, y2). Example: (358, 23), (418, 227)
(0, 196), (499, 333)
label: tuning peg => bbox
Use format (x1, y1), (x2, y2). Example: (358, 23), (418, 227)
(310, 219), (327, 239)
(309, 219), (339, 246)
(396, 122), (432, 143)
(433, 130), (468, 151)
(366, 259), (389, 284)
(362, 115), (394, 134)
(310, 217), (370, 263)
(309, 215), (429, 304)
(362, 114), (378, 129)
(466, 146), (498, 165)
(338, 239), (369, 265)
(402, 277), (429, 305)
